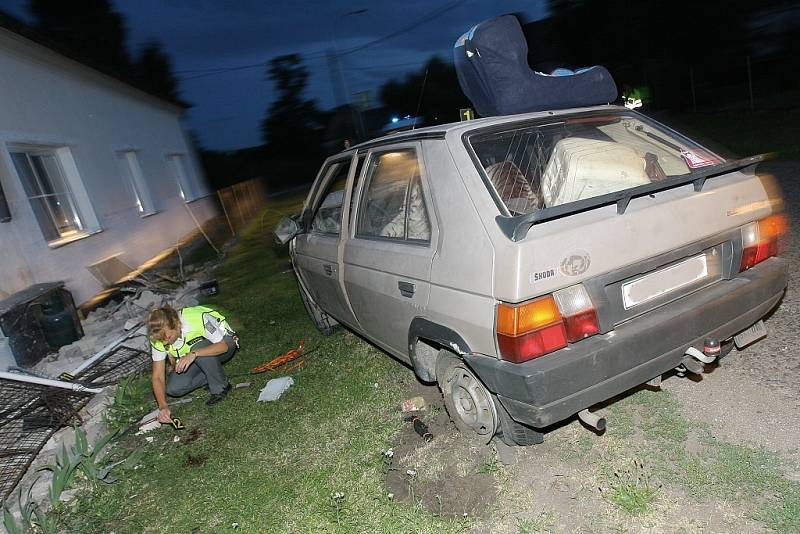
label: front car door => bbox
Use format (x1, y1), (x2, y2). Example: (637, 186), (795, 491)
(343, 143), (438, 360)
(293, 155), (360, 329)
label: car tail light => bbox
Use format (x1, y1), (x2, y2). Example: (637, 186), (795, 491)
(496, 285), (600, 363)
(553, 285), (601, 342)
(496, 296), (567, 363)
(739, 214), (788, 272)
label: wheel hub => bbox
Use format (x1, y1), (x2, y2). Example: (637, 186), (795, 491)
(450, 370), (496, 437)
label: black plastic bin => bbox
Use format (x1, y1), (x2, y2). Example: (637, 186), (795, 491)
(0, 282), (84, 367)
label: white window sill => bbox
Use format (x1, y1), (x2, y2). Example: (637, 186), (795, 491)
(47, 228), (103, 249)
(185, 192), (214, 204)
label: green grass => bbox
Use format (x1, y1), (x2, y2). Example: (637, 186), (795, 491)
(63, 194), (466, 533)
(584, 387), (800, 526)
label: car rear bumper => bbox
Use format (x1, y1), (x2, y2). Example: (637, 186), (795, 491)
(464, 257), (788, 428)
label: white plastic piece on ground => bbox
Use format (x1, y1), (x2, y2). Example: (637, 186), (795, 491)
(541, 138), (651, 207)
(258, 377), (294, 402)
(136, 421), (160, 434)
(138, 408), (160, 425)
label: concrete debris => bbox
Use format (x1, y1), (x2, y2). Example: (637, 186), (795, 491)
(5, 256), (223, 518)
(133, 290), (160, 310)
(32, 274), (215, 380)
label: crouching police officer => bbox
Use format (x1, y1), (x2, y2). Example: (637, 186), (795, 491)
(146, 305), (238, 424)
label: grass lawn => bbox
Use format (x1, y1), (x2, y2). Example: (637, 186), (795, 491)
(63, 194), (467, 533)
(57, 109), (800, 532)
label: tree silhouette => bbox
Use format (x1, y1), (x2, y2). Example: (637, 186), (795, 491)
(261, 54), (326, 187)
(28, 0), (131, 71)
(28, 0), (181, 103)
(133, 42), (179, 101)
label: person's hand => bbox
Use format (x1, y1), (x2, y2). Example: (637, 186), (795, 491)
(157, 407), (172, 423)
(175, 352), (197, 373)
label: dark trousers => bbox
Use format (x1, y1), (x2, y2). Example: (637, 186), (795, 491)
(166, 336), (236, 396)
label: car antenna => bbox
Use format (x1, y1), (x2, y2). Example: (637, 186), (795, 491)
(411, 67), (429, 130)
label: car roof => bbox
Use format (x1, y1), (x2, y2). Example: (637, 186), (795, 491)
(349, 104), (625, 152)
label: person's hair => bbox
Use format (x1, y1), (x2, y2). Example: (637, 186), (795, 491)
(146, 306), (181, 342)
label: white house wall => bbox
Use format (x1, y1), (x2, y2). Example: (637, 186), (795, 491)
(0, 29), (218, 304)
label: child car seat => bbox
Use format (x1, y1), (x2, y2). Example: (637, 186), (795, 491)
(453, 15), (618, 116)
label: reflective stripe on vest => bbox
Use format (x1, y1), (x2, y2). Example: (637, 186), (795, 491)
(150, 306), (230, 358)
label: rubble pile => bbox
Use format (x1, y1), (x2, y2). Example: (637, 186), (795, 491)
(4, 265), (219, 517)
(33, 278), (206, 379)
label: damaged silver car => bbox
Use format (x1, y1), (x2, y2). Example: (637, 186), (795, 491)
(275, 106), (787, 447)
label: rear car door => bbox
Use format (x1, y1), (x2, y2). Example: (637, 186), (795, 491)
(343, 143), (438, 359)
(293, 156), (360, 328)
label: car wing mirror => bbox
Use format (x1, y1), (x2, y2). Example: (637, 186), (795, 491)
(273, 215), (302, 245)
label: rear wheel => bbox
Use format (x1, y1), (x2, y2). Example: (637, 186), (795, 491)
(436, 350), (544, 446)
(494, 395), (544, 446)
(437, 352), (497, 443)
(298, 283), (338, 336)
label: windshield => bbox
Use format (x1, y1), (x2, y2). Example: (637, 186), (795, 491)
(468, 112), (723, 216)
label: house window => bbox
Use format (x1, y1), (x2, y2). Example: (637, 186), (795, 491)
(10, 150), (85, 242)
(118, 150), (155, 215)
(167, 153), (195, 201)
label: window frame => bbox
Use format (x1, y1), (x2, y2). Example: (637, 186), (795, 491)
(118, 149), (157, 216)
(8, 144), (101, 246)
(352, 143), (434, 246)
(463, 109), (725, 218)
(305, 154), (358, 237)
(166, 152), (197, 202)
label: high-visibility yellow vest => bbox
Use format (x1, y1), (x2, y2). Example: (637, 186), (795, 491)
(150, 306), (230, 358)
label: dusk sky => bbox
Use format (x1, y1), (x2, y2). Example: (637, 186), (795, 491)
(1, 0), (548, 150)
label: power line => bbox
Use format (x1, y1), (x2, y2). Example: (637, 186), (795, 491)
(338, 0), (465, 57)
(176, 0), (465, 82)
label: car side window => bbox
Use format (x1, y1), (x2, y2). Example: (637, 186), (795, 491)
(310, 161), (350, 235)
(357, 149), (431, 242)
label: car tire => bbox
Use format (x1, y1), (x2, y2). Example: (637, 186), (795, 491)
(494, 394), (544, 447)
(436, 352), (497, 444)
(298, 282), (338, 336)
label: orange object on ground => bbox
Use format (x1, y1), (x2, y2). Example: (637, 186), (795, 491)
(251, 341), (305, 373)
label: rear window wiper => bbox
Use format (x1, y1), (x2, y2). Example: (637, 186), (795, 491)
(495, 153), (770, 242)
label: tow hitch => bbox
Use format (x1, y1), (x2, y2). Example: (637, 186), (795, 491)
(676, 338), (720, 376)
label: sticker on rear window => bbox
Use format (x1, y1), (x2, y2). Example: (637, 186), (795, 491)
(680, 150), (717, 169)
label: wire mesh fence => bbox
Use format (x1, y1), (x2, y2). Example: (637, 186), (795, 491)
(0, 344), (150, 501)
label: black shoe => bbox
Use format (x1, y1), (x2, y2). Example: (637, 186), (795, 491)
(206, 383), (232, 405)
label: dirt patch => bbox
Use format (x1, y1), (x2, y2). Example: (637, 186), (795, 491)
(185, 451), (209, 467)
(385, 379), (499, 519)
(182, 427), (203, 445)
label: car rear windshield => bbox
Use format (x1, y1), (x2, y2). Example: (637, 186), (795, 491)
(467, 112), (724, 216)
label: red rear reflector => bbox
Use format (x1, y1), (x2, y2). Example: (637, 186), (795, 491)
(497, 323), (568, 363)
(563, 308), (600, 342)
(739, 214), (788, 272)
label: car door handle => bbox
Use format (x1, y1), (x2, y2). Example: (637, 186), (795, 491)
(323, 264), (336, 276)
(398, 281), (416, 298)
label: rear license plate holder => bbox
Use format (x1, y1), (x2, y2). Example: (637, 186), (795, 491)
(733, 320), (767, 348)
(622, 253), (710, 310)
